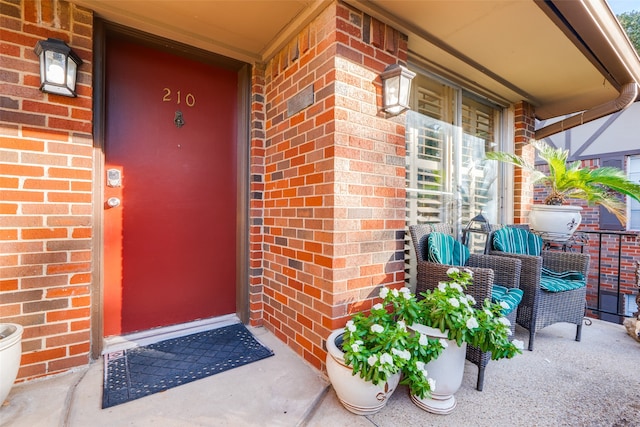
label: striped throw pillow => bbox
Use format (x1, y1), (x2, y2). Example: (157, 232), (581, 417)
(427, 233), (470, 266)
(541, 267), (584, 281)
(492, 227), (543, 256)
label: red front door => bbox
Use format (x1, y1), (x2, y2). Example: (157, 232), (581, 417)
(103, 36), (238, 336)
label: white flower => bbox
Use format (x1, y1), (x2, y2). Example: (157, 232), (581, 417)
(428, 378), (436, 390)
(466, 295), (476, 305)
(345, 320), (356, 332)
(399, 287), (411, 295)
(391, 348), (410, 360)
(415, 361), (425, 371)
(500, 301), (509, 310)
(419, 333), (428, 346)
(438, 282), (447, 292)
(498, 317), (511, 327)
(402, 290), (412, 300)
(460, 297), (470, 307)
(450, 283), (463, 293)
(367, 354), (378, 366)
(351, 343), (360, 352)
(463, 268), (474, 277)
(379, 287), (389, 299)
(448, 297), (460, 308)
(391, 288), (399, 298)
(484, 309), (493, 317)
(419, 368), (429, 378)
(439, 338), (448, 348)
(507, 329), (513, 336)
(370, 324), (384, 333)
(372, 303), (384, 311)
(466, 317), (479, 329)
(513, 339), (525, 350)
(397, 320), (406, 331)
(447, 267), (459, 275)
(380, 353), (393, 365)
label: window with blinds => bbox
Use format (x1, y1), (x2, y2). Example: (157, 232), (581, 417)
(629, 155), (640, 230)
(404, 73), (501, 287)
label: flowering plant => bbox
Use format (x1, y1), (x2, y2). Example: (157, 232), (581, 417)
(340, 268), (523, 399)
(417, 267), (524, 359)
(341, 287), (445, 399)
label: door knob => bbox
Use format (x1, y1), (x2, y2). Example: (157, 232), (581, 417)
(107, 197), (121, 208)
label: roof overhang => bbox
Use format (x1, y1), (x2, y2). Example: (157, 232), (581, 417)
(71, 0), (640, 126)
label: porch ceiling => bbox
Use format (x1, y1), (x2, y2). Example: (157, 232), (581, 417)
(71, 0), (640, 121)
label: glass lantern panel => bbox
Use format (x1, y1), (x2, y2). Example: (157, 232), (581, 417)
(67, 60), (77, 91)
(45, 50), (66, 84)
(385, 75), (400, 106)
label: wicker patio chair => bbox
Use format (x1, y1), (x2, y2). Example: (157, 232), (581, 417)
(408, 224), (522, 391)
(487, 225), (590, 351)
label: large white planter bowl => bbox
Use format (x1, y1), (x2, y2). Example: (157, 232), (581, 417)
(409, 324), (466, 415)
(529, 204), (582, 242)
(326, 329), (400, 415)
(0, 323), (23, 404)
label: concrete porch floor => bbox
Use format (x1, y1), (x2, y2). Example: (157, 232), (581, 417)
(1, 319), (639, 426)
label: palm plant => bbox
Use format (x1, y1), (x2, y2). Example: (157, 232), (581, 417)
(486, 139), (640, 226)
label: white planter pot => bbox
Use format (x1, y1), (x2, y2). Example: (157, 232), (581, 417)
(409, 324), (466, 415)
(529, 204), (582, 242)
(326, 329), (400, 415)
(0, 323), (23, 404)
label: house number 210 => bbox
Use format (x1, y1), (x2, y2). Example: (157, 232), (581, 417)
(162, 88), (196, 107)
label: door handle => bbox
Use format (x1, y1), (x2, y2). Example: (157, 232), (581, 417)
(107, 197), (121, 208)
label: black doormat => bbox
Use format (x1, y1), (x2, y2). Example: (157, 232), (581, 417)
(102, 323), (274, 408)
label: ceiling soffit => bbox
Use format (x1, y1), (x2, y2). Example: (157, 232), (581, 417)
(71, 0), (329, 64)
(346, 0), (628, 120)
(70, 0), (638, 121)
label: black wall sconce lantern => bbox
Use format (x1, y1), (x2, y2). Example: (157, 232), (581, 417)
(380, 64), (416, 116)
(34, 38), (82, 97)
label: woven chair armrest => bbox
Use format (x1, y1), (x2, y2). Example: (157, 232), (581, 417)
(415, 261), (494, 306)
(468, 254), (522, 289)
(487, 250), (542, 295)
(541, 251), (590, 276)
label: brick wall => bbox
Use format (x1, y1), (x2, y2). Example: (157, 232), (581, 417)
(258, 1), (408, 370)
(0, 0), (93, 380)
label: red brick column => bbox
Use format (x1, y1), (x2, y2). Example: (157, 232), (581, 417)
(259, 1), (408, 370)
(249, 63), (267, 325)
(0, 0), (93, 380)
(513, 101), (536, 224)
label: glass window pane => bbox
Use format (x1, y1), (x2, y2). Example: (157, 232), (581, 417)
(404, 73), (502, 288)
(629, 156), (640, 230)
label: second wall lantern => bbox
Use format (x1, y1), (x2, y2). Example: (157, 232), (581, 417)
(380, 64), (416, 116)
(34, 38), (83, 98)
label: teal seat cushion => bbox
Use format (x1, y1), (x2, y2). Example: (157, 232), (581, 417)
(427, 232), (470, 266)
(492, 227), (543, 256)
(491, 285), (524, 315)
(540, 276), (586, 292)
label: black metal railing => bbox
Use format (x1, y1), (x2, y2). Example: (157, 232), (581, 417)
(576, 230), (639, 323)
